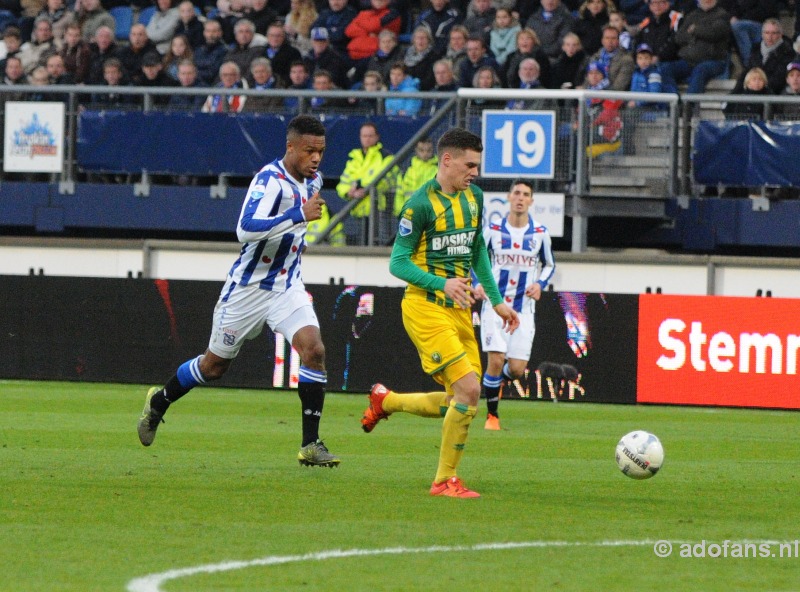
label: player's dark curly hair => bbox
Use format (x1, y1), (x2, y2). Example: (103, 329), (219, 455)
(437, 128), (483, 156)
(287, 115), (325, 138)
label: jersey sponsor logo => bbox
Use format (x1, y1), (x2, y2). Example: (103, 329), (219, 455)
(399, 217), (413, 236)
(249, 184), (266, 200)
(431, 231), (474, 255)
(494, 253), (539, 267)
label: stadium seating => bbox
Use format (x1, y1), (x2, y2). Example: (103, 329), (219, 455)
(137, 5), (157, 25)
(109, 6), (134, 41)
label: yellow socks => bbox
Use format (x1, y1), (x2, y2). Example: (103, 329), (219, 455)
(434, 401), (477, 483)
(383, 391), (448, 418)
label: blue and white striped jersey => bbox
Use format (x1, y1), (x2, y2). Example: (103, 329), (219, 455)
(226, 159), (322, 294)
(483, 215), (556, 314)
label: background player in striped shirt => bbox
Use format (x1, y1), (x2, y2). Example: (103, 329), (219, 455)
(138, 115), (340, 468)
(473, 179), (556, 430)
(361, 128), (520, 498)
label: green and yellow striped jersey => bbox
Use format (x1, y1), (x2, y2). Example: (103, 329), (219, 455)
(389, 177), (502, 308)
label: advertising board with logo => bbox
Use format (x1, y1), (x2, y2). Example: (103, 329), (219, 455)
(3, 101), (65, 173)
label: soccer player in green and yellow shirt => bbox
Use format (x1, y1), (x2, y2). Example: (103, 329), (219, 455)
(361, 128), (519, 498)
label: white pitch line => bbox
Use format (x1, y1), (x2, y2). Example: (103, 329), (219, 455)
(126, 539), (658, 592)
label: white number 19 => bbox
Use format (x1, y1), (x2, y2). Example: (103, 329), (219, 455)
(494, 120), (546, 169)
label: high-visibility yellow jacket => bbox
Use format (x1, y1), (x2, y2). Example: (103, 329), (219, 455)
(336, 142), (399, 218)
(306, 203), (345, 246)
(397, 155), (438, 216)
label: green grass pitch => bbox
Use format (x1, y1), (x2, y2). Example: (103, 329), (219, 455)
(2, 380), (799, 591)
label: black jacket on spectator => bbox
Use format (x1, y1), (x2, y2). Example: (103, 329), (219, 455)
(137, 70), (179, 105)
(175, 16), (205, 49)
(194, 40), (228, 85)
(416, 3), (463, 55)
(304, 45), (352, 89)
(404, 45), (440, 91)
(117, 41), (159, 81)
(549, 47), (587, 88)
(365, 43), (405, 85)
(734, 36), (795, 95)
(87, 42), (118, 85)
(723, 86), (770, 120)
(266, 42), (303, 86)
(634, 10), (680, 63)
(224, 44), (265, 78)
(572, 8), (609, 57)
(505, 46), (552, 88)
(249, 5), (279, 35)
(730, 0), (780, 22)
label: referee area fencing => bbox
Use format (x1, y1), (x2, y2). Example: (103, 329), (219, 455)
(3, 85), (800, 251)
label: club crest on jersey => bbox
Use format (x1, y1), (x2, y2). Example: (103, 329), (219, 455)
(223, 333), (236, 346)
(432, 351), (442, 364)
(468, 201), (478, 221)
(399, 217), (413, 237)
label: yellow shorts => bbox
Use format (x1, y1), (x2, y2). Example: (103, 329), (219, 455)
(401, 296), (482, 388)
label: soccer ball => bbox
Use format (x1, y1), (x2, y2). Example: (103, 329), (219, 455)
(615, 430), (664, 480)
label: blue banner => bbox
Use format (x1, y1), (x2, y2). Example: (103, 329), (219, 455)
(694, 120), (800, 186)
(77, 112), (430, 177)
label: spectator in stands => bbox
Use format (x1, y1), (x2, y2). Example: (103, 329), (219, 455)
(242, 56), (284, 110)
(168, 58), (206, 110)
(43, 50), (71, 94)
(17, 0), (41, 45)
(463, 0), (495, 43)
(431, 55), (457, 95)
(385, 61), (421, 115)
(723, 66), (770, 120)
(58, 22), (90, 83)
(659, 0), (731, 94)
(304, 25), (351, 89)
(445, 24), (469, 75)
(0, 28), (23, 77)
(506, 56), (543, 108)
(2, 55), (27, 93)
(551, 31), (586, 88)
(458, 34), (498, 87)
(397, 137), (436, 214)
(468, 63), (505, 108)
(608, 10), (632, 51)
(618, 0), (650, 26)
(506, 27), (551, 88)
(138, 50), (178, 104)
(283, 58), (310, 109)
(87, 24), (116, 84)
(284, 0), (317, 54)
(347, 68), (384, 111)
(627, 42), (664, 107)
(416, 0), (462, 56)
(583, 62), (625, 157)
(729, 0), (780, 66)
(28, 64), (50, 90)
(224, 18), (265, 75)
(146, 0), (180, 55)
(174, 0), (204, 49)
(266, 22), (302, 85)
(162, 33), (192, 79)
(525, 0), (574, 64)
(489, 8), (520, 69)
(312, 0), (356, 55)
(403, 25), (438, 91)
(215, 0), (247, 44)
(74, 0), (115, 43)
(202, 60), (248, 111)
(19, 17), (58, 75)
(91, 57), (137, 108)
(777, 62), (800, 118)
(194, 18), (227, 85)
(582, 24), (634, 90)
(117, 24), (158, 81)
(308, 68), (350, 111)
(573, 0), (612, 57)
(336, 121), (398, 243)
(246, 0), (278, 36)
(345, 0), (401, 61)
(366, 28), (403, 84)
(37, 0), (70, 40)
(632, 0), (680, 64)
(733, 18), (794, 96)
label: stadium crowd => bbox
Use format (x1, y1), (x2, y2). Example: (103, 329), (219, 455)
(1, 0), (800, 110)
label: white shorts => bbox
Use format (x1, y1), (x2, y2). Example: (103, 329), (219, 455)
(208, 278), (319, 359)
(480, 301), (535, 361)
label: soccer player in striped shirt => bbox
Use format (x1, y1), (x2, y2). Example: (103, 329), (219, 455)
(361, 128), (520, 498)
(473, 179), (555, 430)
(138, 115), (340, 468)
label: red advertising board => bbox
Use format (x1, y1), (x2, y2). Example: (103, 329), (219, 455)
(637, 294), (800, 409)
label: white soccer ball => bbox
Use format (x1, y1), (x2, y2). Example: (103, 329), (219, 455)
(615, 430), (664, 480)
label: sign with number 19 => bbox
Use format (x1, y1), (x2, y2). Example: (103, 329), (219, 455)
(481, 111), (555, 178)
